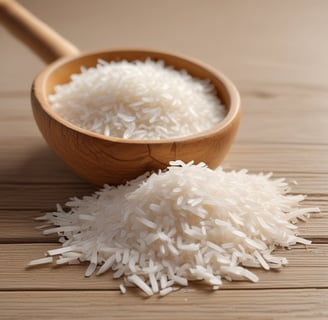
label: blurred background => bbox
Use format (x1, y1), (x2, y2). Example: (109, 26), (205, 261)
(1, 0), (328, 148)
(1, 0), (328, 92)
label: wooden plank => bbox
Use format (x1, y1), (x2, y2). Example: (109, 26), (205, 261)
(237, 81), (328, 145)
(0, 138), (83, 184)
(0, 211), (57, 243)
(0, 203), (326, 243)
(225, 143), (328, 174)
(1, 243), (327, 290)
(0, 289), (327, 320)
(1, 139), (328, 184)
(0, 184), (95, 210)
(276, 173), (328, 195)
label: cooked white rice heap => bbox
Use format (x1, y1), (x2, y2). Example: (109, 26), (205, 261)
(49, 59), (225, 139)
(32, 161), (319, 296)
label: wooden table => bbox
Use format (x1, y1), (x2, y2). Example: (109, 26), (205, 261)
(1, 0), (327, 318)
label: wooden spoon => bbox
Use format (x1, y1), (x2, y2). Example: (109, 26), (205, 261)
(0, 0), (241, 185)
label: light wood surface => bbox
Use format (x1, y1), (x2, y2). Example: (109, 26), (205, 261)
(1, 289), (327, 320)
(1, 0), (328, 319)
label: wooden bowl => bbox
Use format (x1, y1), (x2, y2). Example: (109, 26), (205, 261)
(1, 1), (241, 185)
(31, 49), (241, 185)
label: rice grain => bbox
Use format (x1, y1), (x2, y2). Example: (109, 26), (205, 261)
(49, 59), (225, 140)
(31, 161), (319, 296)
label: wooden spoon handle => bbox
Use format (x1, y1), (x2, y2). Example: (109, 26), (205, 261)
(0, 0), (79, 63)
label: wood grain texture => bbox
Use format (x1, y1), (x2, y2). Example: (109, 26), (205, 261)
(238, 83), (328, 145)
(1, 0), (327, 318)
(1, 244), (328, 291)
(0, 289), (328, 320)
(0, 210), (58, 243)
(1, 289), (327, 320)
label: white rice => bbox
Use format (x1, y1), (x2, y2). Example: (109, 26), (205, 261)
(31, 161), (319, 296)
(119, 284), (126, 294)
(49, 59), (225, 139)
(28, 257), (53, 266)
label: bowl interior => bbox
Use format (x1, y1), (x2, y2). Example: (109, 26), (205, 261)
(36, 49), (240, 142)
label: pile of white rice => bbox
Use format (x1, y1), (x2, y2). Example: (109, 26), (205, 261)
(49, 59), (225, 139)
(31, 161), (319, 296)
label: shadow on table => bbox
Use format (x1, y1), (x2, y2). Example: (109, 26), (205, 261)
(0, 145), (96, 210)
(1, 145), (84, 184)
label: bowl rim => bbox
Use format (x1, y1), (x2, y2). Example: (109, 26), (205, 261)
(33, 48), (241, 145)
